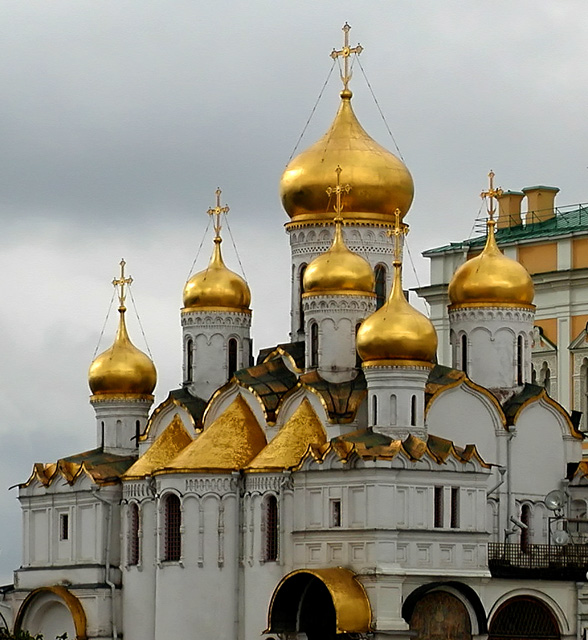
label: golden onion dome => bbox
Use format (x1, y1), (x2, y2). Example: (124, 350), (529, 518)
(89, 306), (157, 397)
(303, 220), (375, 295)
(357, 259), (437, 366)
(280, 90), (414, 224)
(448, 216), (535, 309)
(183, 237), (251, 312)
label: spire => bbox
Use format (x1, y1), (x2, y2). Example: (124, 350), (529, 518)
(356, 211), (437, 366)
(89, 260), (157, 397)
(303, 166), (374, 295)
(330, 22), (363, 97)
(448, 172), (534, 309)
(183, 189), (251, 312)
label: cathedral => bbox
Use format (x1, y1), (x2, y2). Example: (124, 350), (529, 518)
(4, 24), (588, 640)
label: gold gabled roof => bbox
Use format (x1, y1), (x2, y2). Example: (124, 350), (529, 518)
(246, 398), (326, 472)
(123, 414), (193, 480)
(158, 395), (267, 474)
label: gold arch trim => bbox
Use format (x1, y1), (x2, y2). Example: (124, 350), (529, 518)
(15, 585), (87, 640)
(267, 567), (372, 635)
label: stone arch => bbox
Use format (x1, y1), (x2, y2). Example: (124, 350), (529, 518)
(488, 595), (561, 640)
(402, 582), (487, 637)
(15, 586), (87, 640)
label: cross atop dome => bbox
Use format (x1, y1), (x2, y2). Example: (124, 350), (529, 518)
(480, 170), (503, 221)
(326, 165), (351, 221)
(330, 23), (363, 94)
(112, 258), (133, 311)
(388, 209), (408, 266)
(208, 188), (230, 241)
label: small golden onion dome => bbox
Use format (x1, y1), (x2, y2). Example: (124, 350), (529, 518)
(448, 217), (535, 308)
(303, 221), (375, 295)
(89, 306), (157, 396)
(357, 261), (437, 366)
(280, 90), (414, 224)
(183, 237), (251, 312)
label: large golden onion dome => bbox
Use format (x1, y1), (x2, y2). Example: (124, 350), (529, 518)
(448, 210), (535, 310)
(357, 235), (437, 366)
(183, 237), (251, 312)
(280, 89), (414, 224)
(303, 218), (375, 295)
(89, 305), (157, 397)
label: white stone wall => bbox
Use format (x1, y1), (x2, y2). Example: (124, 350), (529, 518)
(91, 396), (152, 455)
(449, 306), (534, 390)
(303, 293), (375, 382)
(181, 309), (251, 400)
(288, 223), (396, 341)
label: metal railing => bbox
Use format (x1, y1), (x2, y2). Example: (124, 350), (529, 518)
(488, 542), (588, 581)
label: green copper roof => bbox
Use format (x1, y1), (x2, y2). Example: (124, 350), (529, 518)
(425, 203), (588, 255)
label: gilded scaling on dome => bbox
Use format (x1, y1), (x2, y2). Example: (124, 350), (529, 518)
(183, 189), (251, 313)
(448, 172), (535, 309)
(280, 23), (414, 225)
(356, 212), (437, 366)
(88, 260), (157, 397)
(303, 166), (375, 295)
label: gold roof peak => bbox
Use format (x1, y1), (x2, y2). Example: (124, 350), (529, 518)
(183, 189), (251, 312)
(448, 172), (535, 309)
(303, 167), (375, 295)
(88, 260), (157, 397)
(357, 212), (437, 366)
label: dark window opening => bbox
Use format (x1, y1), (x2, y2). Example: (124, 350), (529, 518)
(434, 487), (444, 528)
(135, 420), (141, 447)
(372, 395), (378, 425)
(264, 495), (279, 562)
(461, 334), (468, 374)
(228, 338), (238, 379)
(310, 322), (319, 367)
(164, 494), (181, 562)
(355, 322), (362, 368)
(375, 264), (387, 309)
(410, 395), (417, 426)
(520, 504), (531, 553)
(100, 421), (105, 449)
(517, 336), (524, 385)
(450, 487), (460, 528)
(330, 499), (342, 527)
(129, 503), (140, 566)
(299, 264), (307, 333)
(186, 339), (193, 383)
(60, 513), (69, 541)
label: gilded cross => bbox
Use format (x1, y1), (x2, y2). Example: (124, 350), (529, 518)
(480, 170), (503, 221)
(326, 165), (351, 220)
(387, 209), (408, 264)
(112, 258), (133, 308)
(330, 23), (363, 92)
(207, 188), (230, 239)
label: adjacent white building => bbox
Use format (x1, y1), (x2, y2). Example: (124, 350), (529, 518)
(4, 25), (588, 640)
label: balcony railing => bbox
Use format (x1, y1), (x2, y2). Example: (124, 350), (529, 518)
(488, 543), (588, 581)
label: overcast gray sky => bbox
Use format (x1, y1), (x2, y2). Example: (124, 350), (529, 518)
(1, 1), (587, 583)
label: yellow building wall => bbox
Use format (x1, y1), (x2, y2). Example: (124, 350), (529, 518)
(535, 318), (558, 343)
(517, 243), (557, 274)
(572, 315), (588, 341)
(572, 238), (588, 269)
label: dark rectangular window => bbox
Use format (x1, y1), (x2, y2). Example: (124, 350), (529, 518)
(330, 499), (341, 528)
(164, 495), (181, 562)
(450, 487), (460, 528)
(60, 513), (69, 541)
(434, 487), (444, 528)
(264, 496), (279, 562)
(129, 503), (140, 566)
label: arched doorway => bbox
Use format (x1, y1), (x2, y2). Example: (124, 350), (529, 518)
(410, 591), (472, 640)
(489, 596), (560, 640)
(266, 568), (371, 640)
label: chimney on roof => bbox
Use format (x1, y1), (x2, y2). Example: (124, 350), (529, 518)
(496, 191), (524, 229)
(523, 186), (560, 224)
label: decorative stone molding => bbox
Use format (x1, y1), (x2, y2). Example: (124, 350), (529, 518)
(303, 295), (375, 314)
(244, 475), (287, 494)
(449, 307), (535, 324)
(181, 311), (251, 328)
(184, 476), (238, 496)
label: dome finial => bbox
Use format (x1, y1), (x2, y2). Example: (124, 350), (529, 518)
(330, 22), (363, 98)
(207, 187), (230, 244)
(112, 258), (133, 312)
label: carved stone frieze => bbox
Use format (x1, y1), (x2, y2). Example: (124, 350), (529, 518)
(184, 476), (238, 495)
